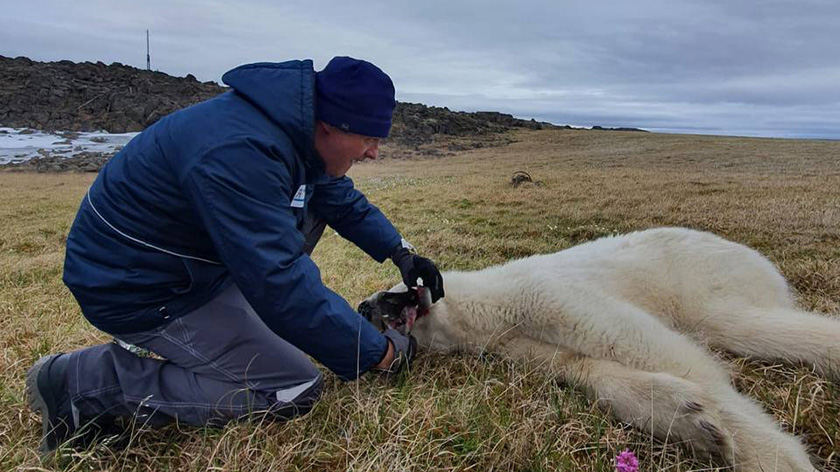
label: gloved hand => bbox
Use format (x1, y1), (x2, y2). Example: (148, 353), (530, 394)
(376, 328), (417, 375)
(391, 246), (445, 303)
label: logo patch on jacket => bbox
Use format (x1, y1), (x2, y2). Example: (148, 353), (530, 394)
(291, 185), (306, 208)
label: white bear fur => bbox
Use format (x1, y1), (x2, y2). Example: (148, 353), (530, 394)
(390, 228), (839, 471)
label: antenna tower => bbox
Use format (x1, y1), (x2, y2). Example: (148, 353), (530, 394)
(146, 30), (151, 71)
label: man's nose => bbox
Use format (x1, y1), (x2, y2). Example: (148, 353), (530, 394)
(364, 143), (379, 160)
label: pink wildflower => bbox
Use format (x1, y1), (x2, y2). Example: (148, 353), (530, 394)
(615, 449), (640, 472)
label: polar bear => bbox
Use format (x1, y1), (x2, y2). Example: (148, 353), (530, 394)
(360, 227), (839, 472)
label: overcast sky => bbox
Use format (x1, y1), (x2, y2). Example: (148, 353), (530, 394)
(2, 0), (839, 139)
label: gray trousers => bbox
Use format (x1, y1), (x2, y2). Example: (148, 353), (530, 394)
(66, 215), (328, 428)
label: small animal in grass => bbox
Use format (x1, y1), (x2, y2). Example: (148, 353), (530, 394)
(360, 227), (839, 472)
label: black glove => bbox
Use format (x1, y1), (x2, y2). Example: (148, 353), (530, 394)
(391, 246), (445, 303)
(377, 328), (418, 375)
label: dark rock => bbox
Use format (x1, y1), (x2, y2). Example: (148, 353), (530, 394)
(1, 55), (564, 141)
(0, 55), (226, 133)
(3, 151), (114, 173)
(590, 125), (648, 132)
(0, 55), (601, 170)
(387, 102), (557, 147)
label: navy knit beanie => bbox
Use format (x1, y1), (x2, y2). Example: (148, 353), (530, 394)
(315, 56), (396, 138)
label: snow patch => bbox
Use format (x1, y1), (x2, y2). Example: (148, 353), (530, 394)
(0, 127), (138, 164)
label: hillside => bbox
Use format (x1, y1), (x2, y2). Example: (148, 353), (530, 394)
(0, 55), (565, 151)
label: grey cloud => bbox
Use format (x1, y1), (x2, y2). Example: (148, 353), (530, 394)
(1, 0), (839, 138)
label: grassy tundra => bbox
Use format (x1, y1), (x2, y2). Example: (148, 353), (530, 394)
(1, 129), (838, 471)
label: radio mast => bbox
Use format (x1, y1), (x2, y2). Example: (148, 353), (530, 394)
(146, 30), (151, 71)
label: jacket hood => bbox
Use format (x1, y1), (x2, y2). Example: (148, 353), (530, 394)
(222, 60), (321, 172)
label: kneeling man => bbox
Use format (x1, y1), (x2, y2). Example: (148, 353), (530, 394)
(26, 56), (444, 453)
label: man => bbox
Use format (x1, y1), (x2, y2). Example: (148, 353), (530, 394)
(25, 56), (445, 454)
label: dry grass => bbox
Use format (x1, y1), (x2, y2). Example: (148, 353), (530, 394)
(1, 129), (838, 471)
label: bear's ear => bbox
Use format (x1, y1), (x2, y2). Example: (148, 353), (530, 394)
(357, 299), (376, 322)
(381, 290), (418, 308)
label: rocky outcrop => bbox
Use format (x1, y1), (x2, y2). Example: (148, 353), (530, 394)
(591, 125), (647, 132)
(3, 151), (112, 173)
(390, 103), (555, 147)
(0, 56), (225, 133)
(0, 56), (643, 171)
(0, 56), (556, 142)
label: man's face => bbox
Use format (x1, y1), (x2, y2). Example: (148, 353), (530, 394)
(314, 122), (381, 177)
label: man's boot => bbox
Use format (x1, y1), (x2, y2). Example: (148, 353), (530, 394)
(26, 353), (76, 455)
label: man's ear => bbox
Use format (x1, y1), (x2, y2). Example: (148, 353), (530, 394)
(316, 120), (335, 135)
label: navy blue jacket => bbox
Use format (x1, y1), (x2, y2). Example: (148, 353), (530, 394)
(62, 60), (401, 380)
